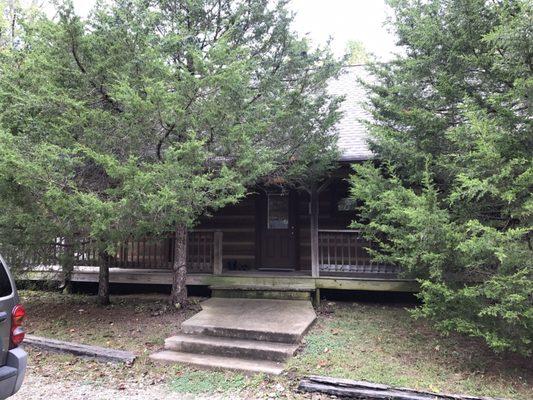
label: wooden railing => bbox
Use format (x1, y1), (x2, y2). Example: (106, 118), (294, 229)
(3, 230), (223, 274)
(109, 230), (222, 273)
(318, 230), (400, 275)
(186, 231), (214, 273)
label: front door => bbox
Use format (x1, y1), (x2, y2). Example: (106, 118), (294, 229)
(259, 191), (297, 268)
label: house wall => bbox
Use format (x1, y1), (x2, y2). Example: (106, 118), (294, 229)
(113, 165), (359, 272)
(195, 194), (259, 270)
(194, 165), (357, 272)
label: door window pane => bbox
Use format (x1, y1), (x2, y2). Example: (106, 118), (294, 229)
(267, 194), (289, 229)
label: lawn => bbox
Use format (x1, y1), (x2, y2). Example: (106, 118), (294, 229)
(288, 300), (531, 399)
(18, 290), (532, 399)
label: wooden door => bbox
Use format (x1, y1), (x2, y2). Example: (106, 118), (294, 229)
(259, 191), (297, 268)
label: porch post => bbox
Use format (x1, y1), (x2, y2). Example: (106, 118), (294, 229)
(310, 185), (320, 278)
(213, 230), (223, 275)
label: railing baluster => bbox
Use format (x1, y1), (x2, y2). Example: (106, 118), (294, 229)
(326, 233), (331, 268)
(347, 233), (350, 271)
(333, 233), (337, 270)
(340, 233), (344, 269)
(203, 233), (207, 272)
(319, 233), (323, 269)
(197, 232), (201, 273)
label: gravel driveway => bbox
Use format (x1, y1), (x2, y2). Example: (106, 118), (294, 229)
(11, 373), (242, 400)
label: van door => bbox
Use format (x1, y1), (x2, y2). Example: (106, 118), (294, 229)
(0, 257), (15, 366)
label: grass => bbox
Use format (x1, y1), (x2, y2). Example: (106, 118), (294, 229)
(18, 290), (532, 399)
(170, 367), (251, 394)
(287, 300), (532, 399)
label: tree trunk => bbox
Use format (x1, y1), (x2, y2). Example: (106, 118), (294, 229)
(60, 238), (75, 294)
(97, 250), (110, 306)
(170, 224), (188, 307)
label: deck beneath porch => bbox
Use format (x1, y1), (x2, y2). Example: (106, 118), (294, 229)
(21, 265), (419, 292)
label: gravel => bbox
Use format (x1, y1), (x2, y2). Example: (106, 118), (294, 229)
(11, 372), (242, 400)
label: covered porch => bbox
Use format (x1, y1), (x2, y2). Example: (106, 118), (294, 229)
(20, 173), (417, 293)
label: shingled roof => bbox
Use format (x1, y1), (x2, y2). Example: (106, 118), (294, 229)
(328, 65), (374, 161)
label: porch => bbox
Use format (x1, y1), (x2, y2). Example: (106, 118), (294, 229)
(19, 227), (417, 292)
(22, 265), (418, 292)
(16, 175), (417, 293)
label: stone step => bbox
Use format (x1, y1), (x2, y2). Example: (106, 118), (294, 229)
(150, 350), (285, 375)
(211, 288), (311, 301)
(165, 334), (299, 362)
(210, 285), (314, 301)
(181, 298), (316, 344)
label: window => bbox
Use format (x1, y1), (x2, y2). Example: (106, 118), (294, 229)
(0, 261), (13, 297)
(267, 194), (289, 229)
(337, 197), (356, 212)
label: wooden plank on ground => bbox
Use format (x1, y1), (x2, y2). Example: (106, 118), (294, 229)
(298, 376), (505, 400)
(24, 334), (136, 364)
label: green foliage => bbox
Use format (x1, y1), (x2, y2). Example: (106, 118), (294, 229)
(0, 1), (341, 270)
(346, 39), (369, 65)
(350, 0), (533, 355)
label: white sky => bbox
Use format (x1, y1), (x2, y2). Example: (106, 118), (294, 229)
(42, 0), (399, 61)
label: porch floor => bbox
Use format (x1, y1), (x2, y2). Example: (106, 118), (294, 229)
(21, 265), (420, 292)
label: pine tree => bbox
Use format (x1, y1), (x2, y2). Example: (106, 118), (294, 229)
(351, 0), (532, 355)
(0, 0), (341, 306)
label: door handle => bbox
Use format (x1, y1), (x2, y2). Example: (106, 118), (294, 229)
(0, 312), (7, 323)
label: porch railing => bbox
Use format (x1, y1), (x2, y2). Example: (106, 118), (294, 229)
(2, 230), (223, 275)
(110, 230), (222, 273)
(318, 230), (400, 275)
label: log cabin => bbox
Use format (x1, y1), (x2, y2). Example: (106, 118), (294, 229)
(23, 66), (418, 296)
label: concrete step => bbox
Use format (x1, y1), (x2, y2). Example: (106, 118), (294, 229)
(150, 350), (285, 375)
(211, 288), (311, 301)
(165, 334), (299, 362)
(210, 285), (314, 301)
(181, 298), (316, 344)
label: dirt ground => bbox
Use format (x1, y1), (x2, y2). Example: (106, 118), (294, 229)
(12, 373), (206, 400)
(13, 290), (321, 399)
(11, 290), (532, 400)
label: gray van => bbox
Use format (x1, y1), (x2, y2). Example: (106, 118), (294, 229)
(0, 254), (27, 399)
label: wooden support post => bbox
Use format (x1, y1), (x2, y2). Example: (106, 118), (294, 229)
(213, 230), (223, 275)
(310, 186), (320, 278)
(314, 288), (321, 307)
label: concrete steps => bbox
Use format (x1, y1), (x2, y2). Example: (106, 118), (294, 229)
(150, 298), (316, 375)
(165, 334), (299, 362)
(210, 284), (313, 301)
(180, 298), (316, 343)
(150, 350), (285, 375)
(181, 318), (304, 343)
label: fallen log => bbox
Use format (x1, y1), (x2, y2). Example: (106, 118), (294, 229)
(298, 375), (505, 400)
(24, 334), (136, 364)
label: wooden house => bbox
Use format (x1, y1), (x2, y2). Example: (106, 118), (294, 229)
(26, 66), (418, 295)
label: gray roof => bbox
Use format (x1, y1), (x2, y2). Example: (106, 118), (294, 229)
(328, 66), (374, 161)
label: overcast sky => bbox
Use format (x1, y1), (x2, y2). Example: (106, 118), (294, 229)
(44, 0), (399, 61)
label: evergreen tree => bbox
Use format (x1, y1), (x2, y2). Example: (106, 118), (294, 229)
(351, 0), (532, 355)
(346, 39), (369, 65)
(0, 0), (341, 306)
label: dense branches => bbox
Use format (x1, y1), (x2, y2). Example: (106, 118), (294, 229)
(0, 0), (341, 305)
(351, 0), (532, 355)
